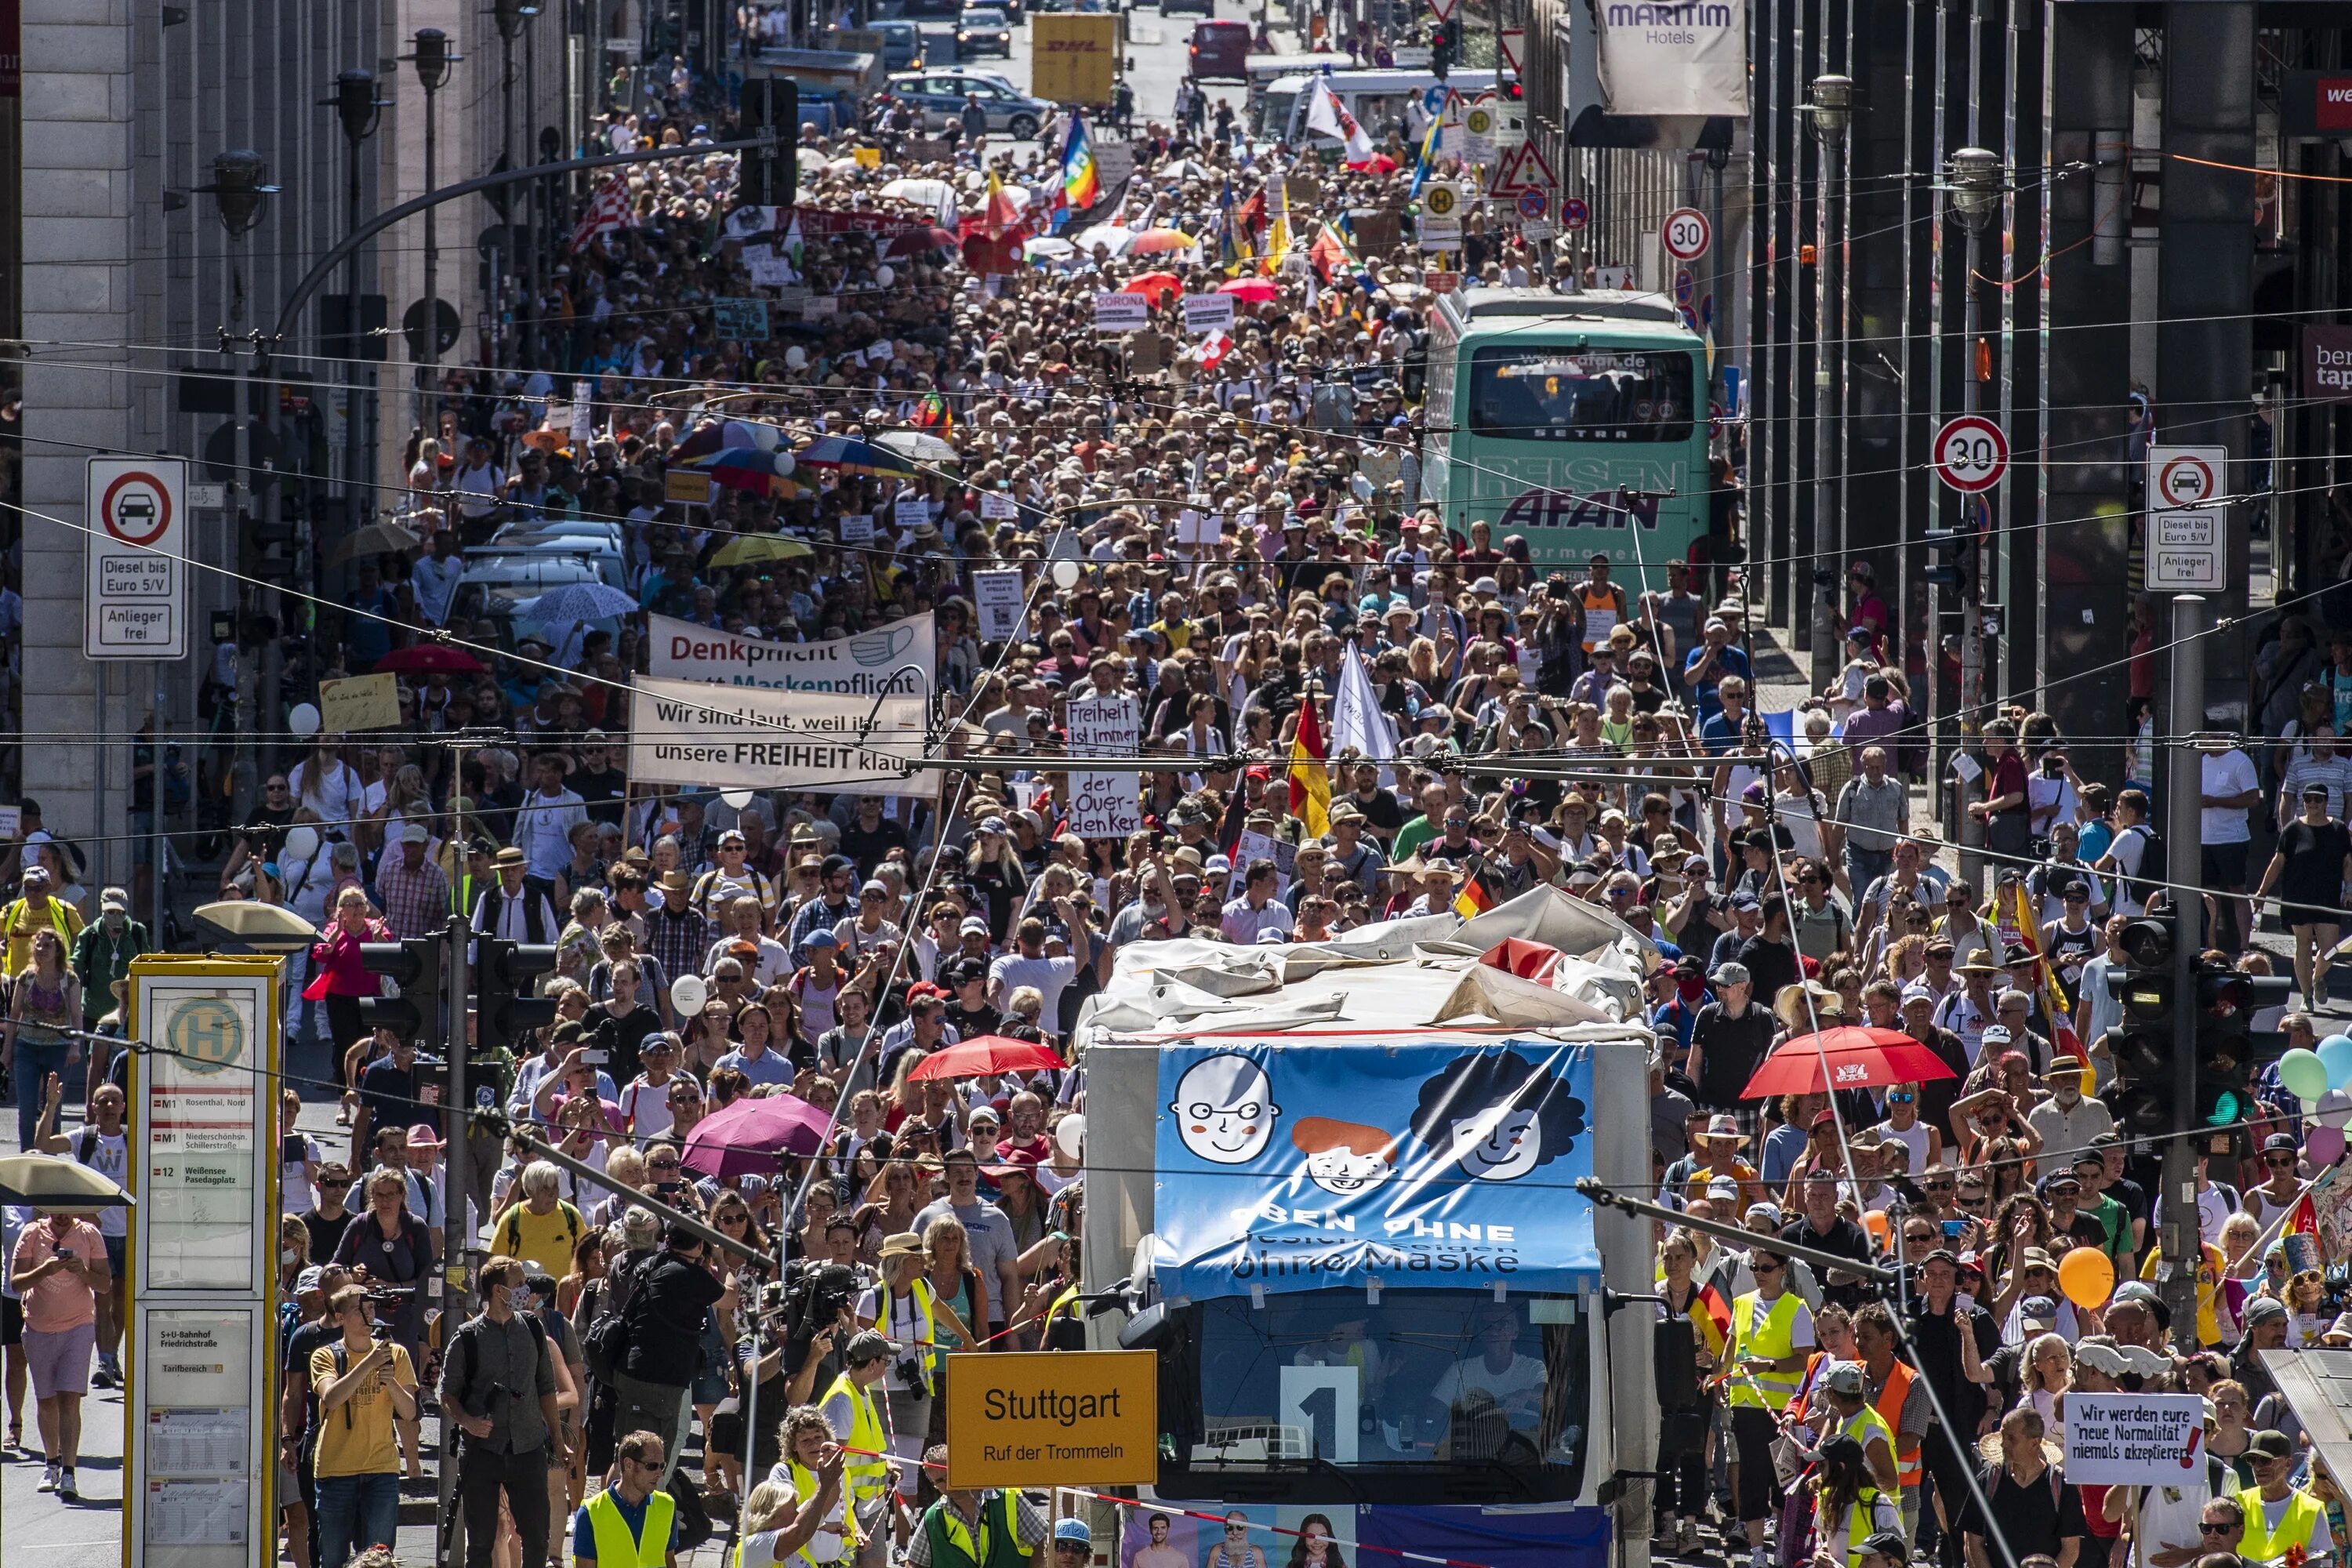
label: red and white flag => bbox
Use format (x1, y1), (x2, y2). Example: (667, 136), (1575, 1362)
(568, 175), (635, 253)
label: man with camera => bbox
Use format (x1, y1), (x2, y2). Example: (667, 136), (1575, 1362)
(309, 1282), (419, 1568)
(610, 1219), (725, 1486)
(821, 1330), (905, 1568)
(444, 1254), (570, 1568)
(857, 1232), (978, 1468)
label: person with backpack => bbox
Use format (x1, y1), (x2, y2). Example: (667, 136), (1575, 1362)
(604, 1220), (724, 1490)
(308, 1282), (418, 1568)
(2092, 787), (2160, 919)
(491, 1160), (586, 1279)
(442, 1254), (568, 1568)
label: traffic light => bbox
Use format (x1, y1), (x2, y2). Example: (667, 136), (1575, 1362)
(474, 938), (559, 1060)
(738, 75), (799, 207)
(357, 935), (445, 1048)
(2103, 917), (2173, 1136)
(2191, 964), (2294, 1138)
(1430, 19), (1459, 80)
(1923, 527), (1976, 596)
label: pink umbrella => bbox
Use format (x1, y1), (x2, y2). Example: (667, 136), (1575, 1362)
(1218, 278), (1279, 303)
(681, 1093), (833, 1178)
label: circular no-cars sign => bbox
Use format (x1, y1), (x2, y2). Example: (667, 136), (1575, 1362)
(1933, 415), (2009, 493)
(100, 470), (173, 546)
(1661, 207), (1711, 261)
(2157, 452), (2220, 506)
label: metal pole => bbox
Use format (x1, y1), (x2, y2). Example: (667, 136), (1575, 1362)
(422, 82), (440, 426)
(151, 668), (166, 942)
(344, 140), (368, 540)
(437, 912), (470, 1567)
(525, 19), (541, 369)
(1955, 221), (1984, 890)
(2160, 592), (2207, 1353)
(1809, 138), (1836, 684)
(497, 31), (515, 370)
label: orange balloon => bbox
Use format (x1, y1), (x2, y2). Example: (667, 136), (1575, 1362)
(2056, 1245), (2116, 1311)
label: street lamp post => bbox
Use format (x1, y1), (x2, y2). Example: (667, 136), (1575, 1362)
(1947, 145), (2003, 883)
(402, 29), (461, 430)
(325, 71), (390, 546)
(1806, 74), (1852, 696)
(192, 152), (279, 829)
(492, 0), (540, 371)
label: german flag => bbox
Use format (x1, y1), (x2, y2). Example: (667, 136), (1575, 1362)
(1287, 701), (1330, 837)
(1452, 856), (1499, 919)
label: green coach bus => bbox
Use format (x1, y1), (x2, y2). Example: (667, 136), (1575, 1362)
(1418, 288), (1711, 573)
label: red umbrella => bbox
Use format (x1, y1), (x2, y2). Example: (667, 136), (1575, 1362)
(1121, 270), (1182, 306)
(1218, 277), (1279, 303)
(373, 644), (485, 676)
(681, 1093), (833, 1178)
(1741, 1026), (1960, 1100)
(906, 1036), (1069, 1081)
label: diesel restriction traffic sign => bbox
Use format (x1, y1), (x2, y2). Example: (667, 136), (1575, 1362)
(2147, 508), (2226, 590)
(85, 456), (187, 660)
(1933, 415), (2009, 493)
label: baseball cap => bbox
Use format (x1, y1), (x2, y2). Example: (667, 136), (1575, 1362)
(2017, 1295), (2060, 1333)
(1823, 1361), (1865, 1396)
(2244, 1296), (2288, 1325)
(1710, 960), (1751, 986)
(2249, 1428), (2296, 1461)
(806, 928), (840, 949)
(960, 916), (990, 936)
(295, 1265), (327, 1297)
(1054, 1521), (1094, 1548)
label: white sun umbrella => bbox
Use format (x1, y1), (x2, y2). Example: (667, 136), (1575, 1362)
(1023, 236), (1076, 260)
(881, 176), (957, 210)
(877, 430), (960, 466)
(1073, 223), (1134, 256)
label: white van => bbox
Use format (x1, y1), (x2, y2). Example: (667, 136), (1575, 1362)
(1257, 67), (1497, 146)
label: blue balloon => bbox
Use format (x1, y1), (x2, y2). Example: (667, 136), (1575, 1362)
(2320, 1035), (2352, 1092)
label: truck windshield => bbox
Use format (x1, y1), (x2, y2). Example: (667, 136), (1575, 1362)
(1467, 344), (1696, 442)
(1167, 1288), (1589, 1502)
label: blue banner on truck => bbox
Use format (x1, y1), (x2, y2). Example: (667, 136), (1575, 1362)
(1151, 1038), (1600, 1299)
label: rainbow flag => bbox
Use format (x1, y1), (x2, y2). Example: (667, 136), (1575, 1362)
(1060, 109), (1100, 214)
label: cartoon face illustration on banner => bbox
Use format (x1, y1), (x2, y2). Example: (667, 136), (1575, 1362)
(1409, 1051), (1588, 1181)
(1290, 1116), (1396, 1196)
(1170, 1053), (1281, 1164)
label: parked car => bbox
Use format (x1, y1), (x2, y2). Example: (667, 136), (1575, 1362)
(884, 71), (1049, 138)
(1186, 17), (1249, 78)
(956, 5), (1014, 57)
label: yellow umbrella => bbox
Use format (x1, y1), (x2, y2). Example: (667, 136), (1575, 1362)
(708, 534), (815, 568)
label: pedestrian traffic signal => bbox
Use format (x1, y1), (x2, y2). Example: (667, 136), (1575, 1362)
(2102, 917), (2172, 1135)
(356, 936), (444, 1047)
(474, 938), (558, 1059)
(1923, 527), (1976, 595)
(738, 76), (799, 207)
(2192, 966), (2293, 1136)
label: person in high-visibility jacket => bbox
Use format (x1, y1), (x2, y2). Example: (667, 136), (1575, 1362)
(572, 1428), (677, 1568)
(1725, 1249), (1816, 1566)
(902, 1441), (1053, 1568)
(733, 1429), (850, 1568)
(1815, 1362), (1901, 1501)
(2236, 1428), (2335, 1563)
(857, 1233), (975, 1467)
(1851, 1303), (1926, 1537)
(765, 1406), (859, 1568)
(819, 1331), (903, 1568)
(1807, 1435), (1900, 1568)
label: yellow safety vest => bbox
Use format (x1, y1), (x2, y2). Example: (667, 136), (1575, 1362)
(1043, 1283), (1082, 1331)
(825, 1370), (891, 1508)
(1836, 1403), (1900, 1494)
(1728, 1291), (1806, 1410)
(2235, 1486), (2325, 1564)
(1828, 1486), (1896, 1567)
(586, 1486), (677, 1568)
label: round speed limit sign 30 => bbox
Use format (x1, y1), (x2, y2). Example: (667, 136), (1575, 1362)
(1661, 207), (1711, 262)
(1933, 415), (2009, 493)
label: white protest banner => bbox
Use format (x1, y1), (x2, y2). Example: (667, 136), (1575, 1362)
(648, 610), (936, 696)
(1175, 508), (1221, 547)
(1225, 829), (1297, 902)
(745, 245), (794, 287)
(1065, 695), (1143, 838)
(972, 568), (1029, 643)
(1093, 292), (1150, 333)
(1181, 293), (1236, 336)
(980, 491), (1019, 523)
(839, 513), (876, 544)
(571, 379), (595, 441)
(630, 676), (927, 793)
(2062, 1393), (2208, 1485)
(894, 490), (931, 529)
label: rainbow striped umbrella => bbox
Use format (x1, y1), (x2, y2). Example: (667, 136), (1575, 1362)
(793, 434), (920, 478)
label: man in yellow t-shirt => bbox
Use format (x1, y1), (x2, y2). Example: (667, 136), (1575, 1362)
(309, 1284), (418, 1568)
(2, 865), (82, 977)
(2140, 1237), (2229, 1346)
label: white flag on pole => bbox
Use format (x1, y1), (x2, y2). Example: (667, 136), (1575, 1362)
(1332, 647), (1400, 786)
(1305, 78), (1376, 166)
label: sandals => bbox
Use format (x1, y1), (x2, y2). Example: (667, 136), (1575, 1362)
(5, 1421), (20, 1451)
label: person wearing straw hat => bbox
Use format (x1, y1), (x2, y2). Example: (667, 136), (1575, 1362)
(855, 1232), (974, 1469)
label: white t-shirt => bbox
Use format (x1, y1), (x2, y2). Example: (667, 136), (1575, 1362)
(619, 1079), (676, 1143)
(1430, 1350), (1549, 1424)
(987, 952), (1079, 1031)
(289, 759), (363, 831)
(516, 788), (588, 882)
(856, 1283), (939, 1392)
(2200, 750), (2259, 844)
(74, 1127), (130, 1239)
(282, 1131), (323, 1217)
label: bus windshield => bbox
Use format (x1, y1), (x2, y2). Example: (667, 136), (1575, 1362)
(1467, 345), (1697, 442)
(1167, 1288), (1590, 1503)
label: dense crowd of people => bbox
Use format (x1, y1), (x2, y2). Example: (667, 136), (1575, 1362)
(1, 11), (2350, 1568)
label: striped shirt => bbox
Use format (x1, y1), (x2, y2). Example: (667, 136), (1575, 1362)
(2281, 753), (2352, 820)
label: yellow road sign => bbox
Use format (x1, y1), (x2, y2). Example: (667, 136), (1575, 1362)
(942, 1349), (1159, 1489)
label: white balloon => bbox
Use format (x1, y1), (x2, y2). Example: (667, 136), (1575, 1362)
(771, 450), (794, 477)
(1050, 560), (1083, 590)
(2319, 1088), (2352, 1131)
(289, 702), (322, 737)
(720, 789), (756, 810)
(1054, 1113), (1085, 1162)
(281, 825), (321, 864)
(783, 345), (808, 372)
(875, 264), (896, 289)
(671, 974), (710, 1015)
